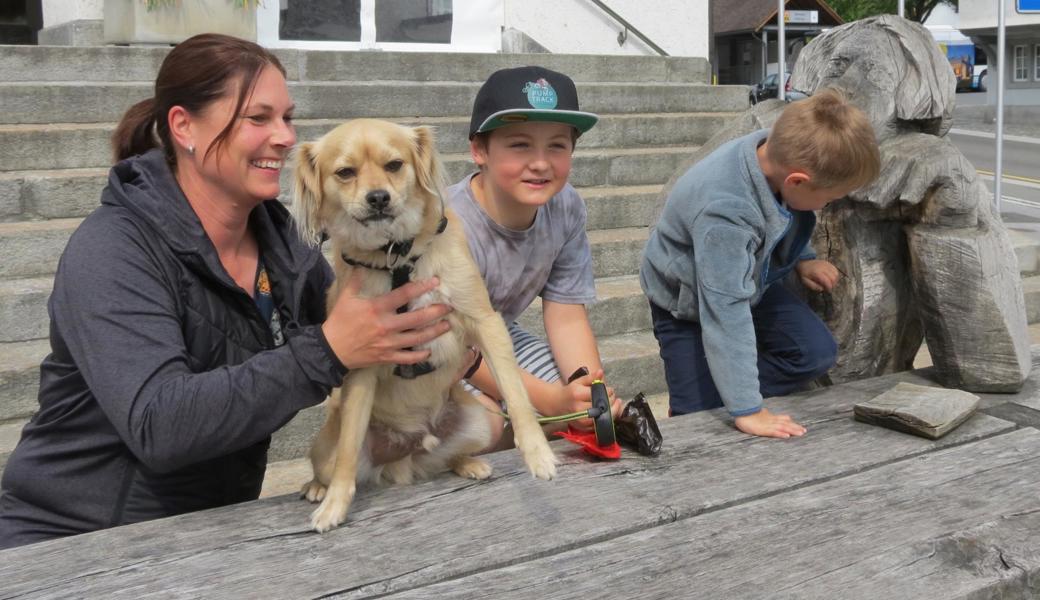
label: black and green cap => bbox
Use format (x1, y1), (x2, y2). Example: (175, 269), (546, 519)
(468, 66), (599, 139)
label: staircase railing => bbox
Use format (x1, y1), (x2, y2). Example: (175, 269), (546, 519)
(587, 0), (670, 57)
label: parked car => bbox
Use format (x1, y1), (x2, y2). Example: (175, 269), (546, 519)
(749, 72), (791, 104)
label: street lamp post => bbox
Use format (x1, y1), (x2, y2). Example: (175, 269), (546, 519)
(778, 0), (786, 101)
(995, 0), (1006, 211)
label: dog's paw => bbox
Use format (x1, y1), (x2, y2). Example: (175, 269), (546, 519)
(519, 439), (558, 481)
(451, 456), (493, 480)
(300, 479), (327, 503)
(309, 484), (355, 533)
(421, 434), (441, 452)
(382, 458), (415, 485)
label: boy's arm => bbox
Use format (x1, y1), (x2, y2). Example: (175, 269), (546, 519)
(542, 300), (602, 383)
(465, 361), (570, 414)
(543, 300), (621, 421)
(465, 301), (619, 419)
(694, 223), (805, 438)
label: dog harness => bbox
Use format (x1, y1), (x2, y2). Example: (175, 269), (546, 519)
(340, 216), (448, 379)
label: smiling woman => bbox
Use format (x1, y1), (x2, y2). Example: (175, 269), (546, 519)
(0, 33), (458, 549)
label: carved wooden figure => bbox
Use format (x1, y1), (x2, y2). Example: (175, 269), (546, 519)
(654, 15), (1030, 392)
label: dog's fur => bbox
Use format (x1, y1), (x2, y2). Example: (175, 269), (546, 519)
(291, 119), (557, 533)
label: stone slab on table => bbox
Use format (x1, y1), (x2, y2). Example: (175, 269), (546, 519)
(853, 381), (980, 439)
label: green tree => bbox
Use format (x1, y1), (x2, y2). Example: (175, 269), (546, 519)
(826, 0), (957, 23)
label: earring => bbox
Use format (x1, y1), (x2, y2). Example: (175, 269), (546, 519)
(187, 144), (195, 155)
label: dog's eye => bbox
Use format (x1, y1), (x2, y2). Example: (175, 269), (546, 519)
(385, 159), (404, 173)
(335, 167), (356, 179)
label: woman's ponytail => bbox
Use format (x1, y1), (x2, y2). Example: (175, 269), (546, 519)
(111, 97), (158, 164)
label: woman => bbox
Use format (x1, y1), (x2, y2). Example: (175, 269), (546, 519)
(0, 34), (452, 548)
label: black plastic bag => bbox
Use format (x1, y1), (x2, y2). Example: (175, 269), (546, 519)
(615, 392), (663, 456)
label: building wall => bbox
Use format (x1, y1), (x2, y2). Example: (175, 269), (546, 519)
(42, 0), (101, 28)
(40, 0), (709, 57)
(503, 0), (708, 57)
(960, 0), (1040, 105)
(961, 0), (1040, 30)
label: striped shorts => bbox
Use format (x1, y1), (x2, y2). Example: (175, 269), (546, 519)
(463, 322), (560, 401)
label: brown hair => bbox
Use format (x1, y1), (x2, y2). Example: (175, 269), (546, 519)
(767, 88), (881, 190)
(111, 33), (285, 165)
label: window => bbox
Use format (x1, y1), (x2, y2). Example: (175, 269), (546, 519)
(1035, 45), (1040, 80)
(1013, 45), (1027, 81)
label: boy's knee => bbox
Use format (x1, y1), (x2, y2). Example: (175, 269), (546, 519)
(800, 331), (837, 378)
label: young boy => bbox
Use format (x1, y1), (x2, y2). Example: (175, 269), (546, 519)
(447, 66), (620, 447)
(640, 88), (881, 439)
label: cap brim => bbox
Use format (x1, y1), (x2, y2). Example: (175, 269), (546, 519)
(473, 109), (599, 136)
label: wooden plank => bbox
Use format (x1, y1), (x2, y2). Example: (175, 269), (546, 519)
(384, 429), (1040, 600)
(0, 374), (1015, 599)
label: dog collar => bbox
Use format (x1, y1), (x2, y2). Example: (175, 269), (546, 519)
(339, 215), (448, 379)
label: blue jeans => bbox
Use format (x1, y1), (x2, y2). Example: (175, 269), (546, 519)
(650, 283), (837, 416)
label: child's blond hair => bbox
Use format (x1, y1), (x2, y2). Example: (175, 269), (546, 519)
(767, 88), (880, 190)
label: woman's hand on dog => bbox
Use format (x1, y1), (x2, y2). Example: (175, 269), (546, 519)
(322, 270), (452, 370)
(555, 368), (621, 431)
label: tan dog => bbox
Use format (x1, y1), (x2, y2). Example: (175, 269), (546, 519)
(291, 119), (558, 533)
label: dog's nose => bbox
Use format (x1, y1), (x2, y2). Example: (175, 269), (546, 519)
(366, 190), (391, 211)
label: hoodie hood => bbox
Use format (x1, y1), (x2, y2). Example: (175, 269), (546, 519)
(102, 149), (318, 286)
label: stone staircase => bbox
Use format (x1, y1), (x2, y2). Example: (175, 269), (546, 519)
(0, 45), (746, 470)
(2, 46), (1037, 475)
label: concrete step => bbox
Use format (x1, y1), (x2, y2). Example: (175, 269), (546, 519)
(1025, 275), (1040, 324)
(2, 220), (1037, 346)
(516, 274), (650, 339)
(0, 113), (732, 172)
(1, 46), (710, 84)
(1012, 229), (1039, 276)
(0, 417), (25, 474)
(0, 218), (81, 279)
(0, 147), (695, 222)
(587, 226), (649, 279)
(0, 81), (748, 125)
(0, 225), (648, 342)
(0, 339), (50, 424)
(0, 276), (52, 343)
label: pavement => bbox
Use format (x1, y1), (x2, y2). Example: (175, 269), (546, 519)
(953, 94), (1040, 139)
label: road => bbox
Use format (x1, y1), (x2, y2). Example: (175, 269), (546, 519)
(949, 128), (1040, 234)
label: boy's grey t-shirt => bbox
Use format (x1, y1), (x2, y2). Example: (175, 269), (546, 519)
(447, 174), (596, 324)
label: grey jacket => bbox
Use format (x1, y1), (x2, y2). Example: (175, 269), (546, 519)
(640, 130), (815, 416)
(0, 149), (344, 548)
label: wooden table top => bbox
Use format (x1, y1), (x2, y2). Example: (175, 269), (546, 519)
(3, 352), (1040, 599)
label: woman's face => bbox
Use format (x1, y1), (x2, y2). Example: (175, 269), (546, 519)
(183, 64), (296, 207)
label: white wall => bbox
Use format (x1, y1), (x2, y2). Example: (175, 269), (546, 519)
(960, 0), (1040, 30)
(42, 0), (103, 28)
(504, 0), (708, 57)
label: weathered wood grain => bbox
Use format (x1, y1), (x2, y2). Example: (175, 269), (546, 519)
(384, 429), (1040, 600)
(0, 374), (1013, 599)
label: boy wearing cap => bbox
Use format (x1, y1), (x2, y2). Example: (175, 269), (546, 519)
(447, 66), (620, 448)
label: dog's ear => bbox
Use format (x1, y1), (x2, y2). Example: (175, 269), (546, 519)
(290, 141), (324, 245)
(411, 126), (446, 200)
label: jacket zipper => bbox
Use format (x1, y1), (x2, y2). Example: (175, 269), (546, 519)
(760, 206), (793, 288)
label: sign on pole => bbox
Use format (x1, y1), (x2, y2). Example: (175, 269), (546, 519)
(1018, 0), (1040, 13)
(784, 10), (818, 23)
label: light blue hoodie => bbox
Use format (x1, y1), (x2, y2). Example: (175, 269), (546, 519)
(640, 130), (816, 416)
